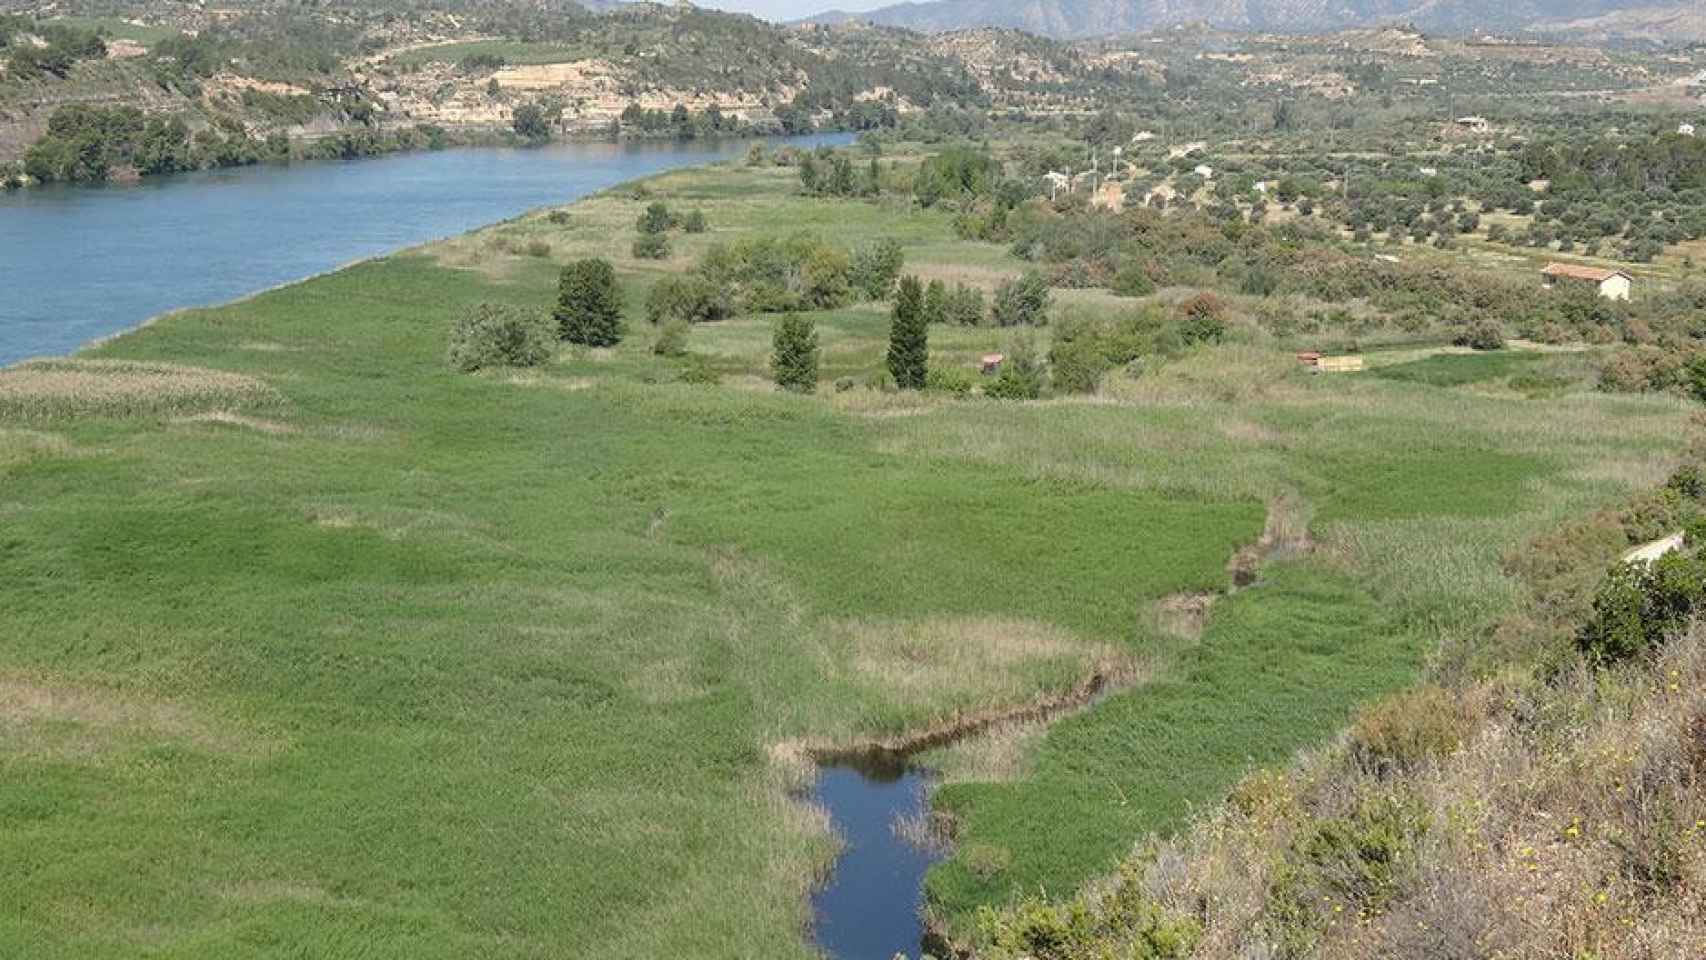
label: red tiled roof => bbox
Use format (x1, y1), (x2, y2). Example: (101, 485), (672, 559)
(1542, 263), (1627, 283)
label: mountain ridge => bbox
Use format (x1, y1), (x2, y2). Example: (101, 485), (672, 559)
(800, 0), (1706, 41)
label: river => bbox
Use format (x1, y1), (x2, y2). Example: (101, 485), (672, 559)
(0, 134), (847, 367)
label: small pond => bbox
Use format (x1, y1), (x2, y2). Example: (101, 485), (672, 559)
(810, 757), (940, 960)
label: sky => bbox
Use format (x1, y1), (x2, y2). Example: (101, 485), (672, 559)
(695, 0), (893, 20)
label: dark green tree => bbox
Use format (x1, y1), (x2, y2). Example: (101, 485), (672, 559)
(886, 275), (928, 390)
(512, 103), (551, 143)
(555, 259), (624, 346)
(771, 313), (819, 394)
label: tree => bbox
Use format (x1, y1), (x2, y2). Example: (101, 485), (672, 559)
(555, 259), (624, 346)
(771, 314), (819, 393)
(886, 275), (929, 390)
(512, 103), (551, 144)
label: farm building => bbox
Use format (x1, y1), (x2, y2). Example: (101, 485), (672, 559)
(1540, 263), (1632, 302)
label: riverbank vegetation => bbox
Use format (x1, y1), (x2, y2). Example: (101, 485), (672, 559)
(2, 150), (1695, 958)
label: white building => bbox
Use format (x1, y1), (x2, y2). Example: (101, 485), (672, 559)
(1542, 263), (1633, 302)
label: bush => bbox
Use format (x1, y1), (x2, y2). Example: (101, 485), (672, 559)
(985, 333), (1044, 400)
(850, 238), (906, 301)
(1048, 325), (1111, 395)
(677, 354), (720, 385)
(1578, 552), (1706, 666)
(770, 313), (819, 393)
(947, 284), (986, 326)
(652, 319), (689, 357)
(1458, 319), (1504, 351)
(923, 279), (948, 325)
(447, 303), (555, 372)
(637, 201), (674, 235)
(647, 276), (733, 326)
(555, 259), (625, 346)
(1111, 263), (1155, 298)
(992, 272), (1052, 327)
(524, 240), (552, 258)
(801, 245), (852, 309)
(925, 366), (974, 396)
(1177, 293), (1227, 345)
(632, 232), (671, 260)
(681, 209), (708, 234)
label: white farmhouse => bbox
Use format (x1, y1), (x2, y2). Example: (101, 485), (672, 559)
(1541, 263), (1633, 302)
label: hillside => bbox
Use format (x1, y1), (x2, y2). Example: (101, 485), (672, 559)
(805, 0), (1706, 42)
(0, 2), (988, 171)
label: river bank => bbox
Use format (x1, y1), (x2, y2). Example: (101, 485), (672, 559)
(0, 131), (848, 367)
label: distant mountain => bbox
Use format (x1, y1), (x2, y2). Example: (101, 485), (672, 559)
(801, 0), (1704, 41)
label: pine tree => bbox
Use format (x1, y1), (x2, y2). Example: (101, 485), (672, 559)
(886, 275), (928, 390)
(770, 313), (819, 394)
(555, 258), (624, 347)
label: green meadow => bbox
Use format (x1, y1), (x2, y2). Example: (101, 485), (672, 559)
(0, 160), (1690, 957)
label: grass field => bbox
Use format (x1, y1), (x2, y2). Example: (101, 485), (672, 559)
(0, 159), (1691, 957)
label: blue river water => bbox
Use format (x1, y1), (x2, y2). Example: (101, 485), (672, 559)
(0, 134), (846, 366)
(812, 761), (940, 960)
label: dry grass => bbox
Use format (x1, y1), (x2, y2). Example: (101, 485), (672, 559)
(0, 360), (277, 420)
(920, 716), (1053, 785)
(838, 615), (1116, 704)
(0, 674), (275, 762)
(0, 427), (72, 472)
(176, 411), (297, 434)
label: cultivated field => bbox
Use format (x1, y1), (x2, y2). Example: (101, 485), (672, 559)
(0, 158), (1691, 957)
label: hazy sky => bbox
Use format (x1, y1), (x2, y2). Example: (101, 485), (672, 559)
(695, 1), (892, 20)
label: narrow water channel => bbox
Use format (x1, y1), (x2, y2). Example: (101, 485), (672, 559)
(811, 757), (940, 960)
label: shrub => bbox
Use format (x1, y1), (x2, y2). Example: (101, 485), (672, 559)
(947, 284), (986, 326)
(886, 276), (929, 390)
(801, 245), (852, 309)
(524, 240), (552, 259)
(923, 279), (948, 325)
(925, 366), (974, 396)
(1177, 293), (1227, 345)
(1349, 685), (1472, 775)
(447, 303), (555, 372)
(681, 209), (708, 234)
(637, 201), (674, 235)
(652, 319), (689, 357)
(770, 313), (819, 394)
(1112, 263), (1155, 298)
(992, 272), (1052, 327)
(850, 238), (906, 301)
(1578, 552), (1706, 666)
(1458, 319), (1505, 351)
(546, 210), (573, 226)
(676, 355), (720, 385)
(555, 259), (625, 346)
(1048, 317), (1112, 395)
(986, 333), (1044, 400)
(1688, 355), (1706, 405)
(632, 232), (671, 260)
(646, 276), (733, 326)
